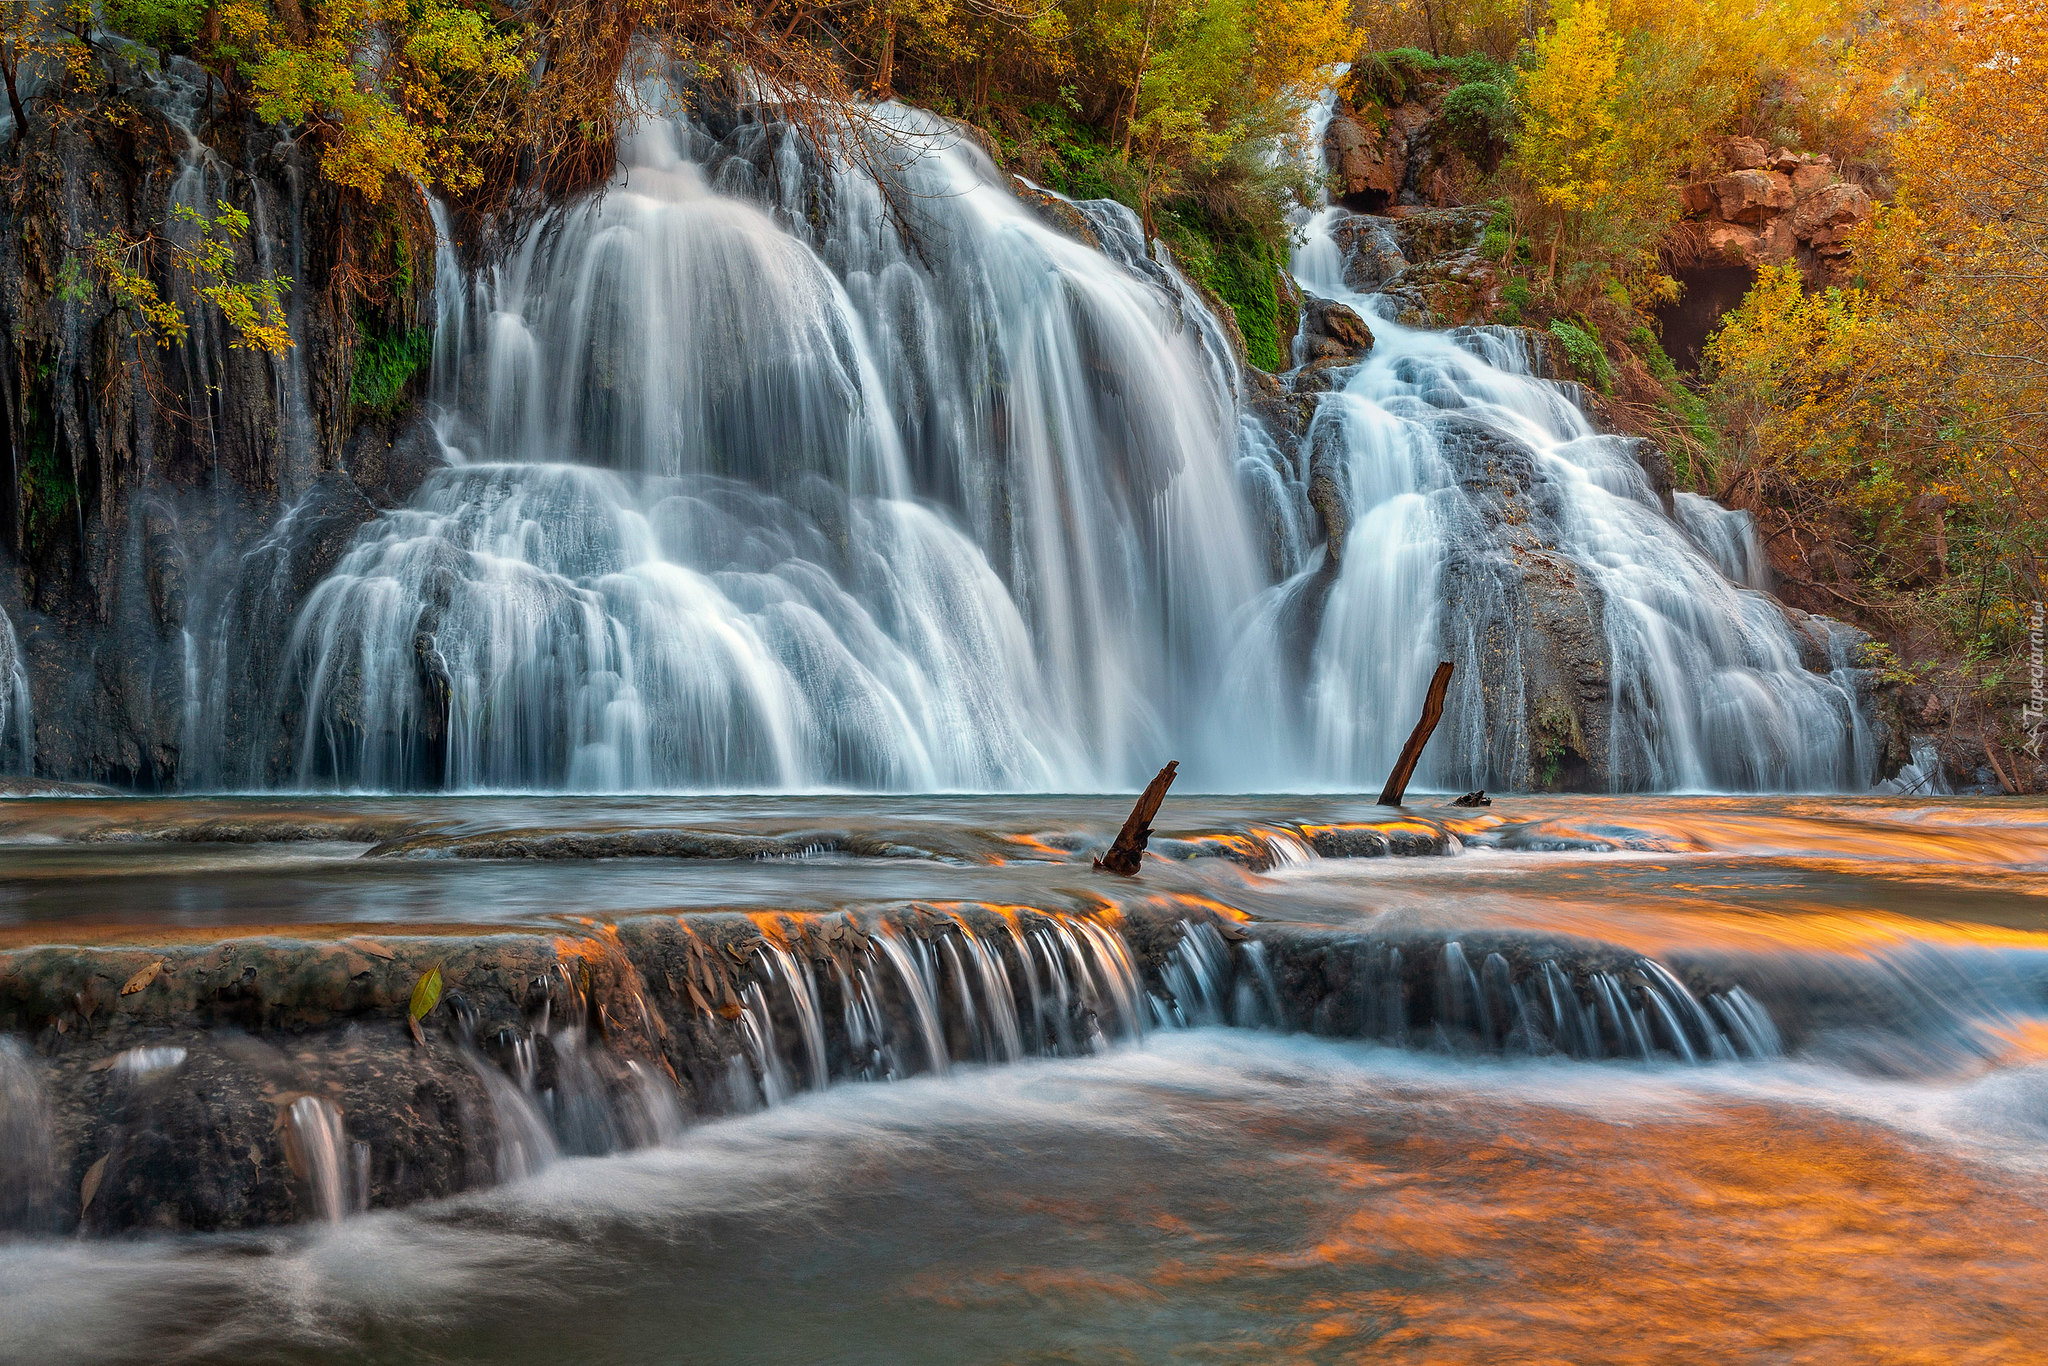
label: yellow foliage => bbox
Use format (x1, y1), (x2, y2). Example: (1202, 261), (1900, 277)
(1516, 0), (1622, 213)
(66, 201), (294, 357)
(1709, 0), (2048, 614)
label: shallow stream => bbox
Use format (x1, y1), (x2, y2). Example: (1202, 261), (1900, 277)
(4, 794), (2048, 1362)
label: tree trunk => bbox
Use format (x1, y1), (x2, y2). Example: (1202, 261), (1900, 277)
(1378, 661), (1455, 806)
(1094, 761), (1178, 876)
(1120, 0), (1159, 160)
(874, 11), (897, 96)
(2, 51), (26, 143)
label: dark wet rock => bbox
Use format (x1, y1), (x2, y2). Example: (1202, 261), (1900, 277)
(1304, 822), (1454, 857)
(365, 826), (941, 861)
(140, 506), (189, 635)
(1305, 418), (1351, 564)
(1329, 216), (1409, 291)
(0, 77), (438, 789)
(1627, 438), (1679, 517)
(346, 416), (451, 509)
(0, 776), (122, 797)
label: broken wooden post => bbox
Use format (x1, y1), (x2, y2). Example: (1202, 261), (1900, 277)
(1378, 661), (1455, 806)
(1094, 760), (1178, 876)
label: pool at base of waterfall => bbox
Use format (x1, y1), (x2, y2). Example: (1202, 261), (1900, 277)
(4, 793), (2048, 1363)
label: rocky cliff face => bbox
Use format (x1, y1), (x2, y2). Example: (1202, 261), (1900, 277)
(1322, 76), (1495, 214)
(1673, 137), (1873, 285)
(0, 66), (441, 786)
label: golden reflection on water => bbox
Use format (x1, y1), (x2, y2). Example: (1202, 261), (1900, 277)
(905, 1088), (2048, 1363)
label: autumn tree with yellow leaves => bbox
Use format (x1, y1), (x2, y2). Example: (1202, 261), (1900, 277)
(1708, 0), (2048, 706)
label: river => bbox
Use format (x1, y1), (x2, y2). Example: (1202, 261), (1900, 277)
(4, 793), (2047, 1363)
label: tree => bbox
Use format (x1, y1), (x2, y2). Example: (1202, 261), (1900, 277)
(1707, 0), (2048, 686)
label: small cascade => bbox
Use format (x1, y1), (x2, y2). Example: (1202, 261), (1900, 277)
(472, 1047), (561, 1182)
(1154, 923), (1787, 1065)
(720, 910), (1152, 1102)
(0, 1039), (56, 1232)
(756, 943), (830, 1090)
(1257, 827), (1320, 868)
(1157, 921), (1233, 1027)
(1879, 736), (1952, 795)
(866, 925), (951, 1077)
(0, 607), (30, 774)
(281, 1096), (354, 1224)
(1253, 96), (1877, 793)
(1675, 493), (1769, 590)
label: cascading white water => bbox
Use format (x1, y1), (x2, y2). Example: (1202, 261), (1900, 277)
(198, 77), (1872, 794)
(0, 1039), (55, 1230)
(250, 98), (1272, 791)
(0, 607), (31, 773)
(281, 1095), (352, 1223)
(1265, 126), (1873, 790)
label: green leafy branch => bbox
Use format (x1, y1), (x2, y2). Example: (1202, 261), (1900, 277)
(60, 200), (294, 357)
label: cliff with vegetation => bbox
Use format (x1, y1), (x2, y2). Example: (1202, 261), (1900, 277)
(0, 0), (2041, 792)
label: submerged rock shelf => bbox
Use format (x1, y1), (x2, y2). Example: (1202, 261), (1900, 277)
(9, 794), (2048, 1237)
(0, 892), (1931, 1237)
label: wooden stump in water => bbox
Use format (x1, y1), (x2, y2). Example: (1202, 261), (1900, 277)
(1094, 761), (1178, 877)
(1378, 662), (1455, 807)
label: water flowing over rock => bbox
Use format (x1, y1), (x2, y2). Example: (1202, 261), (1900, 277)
(1233, 85), (1877, 792)
(0, 606), (31, 773)
(9, 73), (1880, 792)
(195, 101), (1268, 790)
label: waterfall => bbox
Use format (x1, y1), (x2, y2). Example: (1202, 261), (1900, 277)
(0, 1039), (56, 1231)
(281, 1095), (354, 1223)
(1264, 131), (1873, 791)
(241, 99), (1271, 792)
(169, 79), (1871, 794)
(0, 607), (30, 774)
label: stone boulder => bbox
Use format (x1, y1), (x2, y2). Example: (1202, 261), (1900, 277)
(1325, 114), (1405, 207)
(1298, 296), (1375, 359)
(1711, 170), (1796, 224)
(1722, 136), (1770, 170)
(1673, 146), (1871, 284)
(1792, 181), (1872, 252)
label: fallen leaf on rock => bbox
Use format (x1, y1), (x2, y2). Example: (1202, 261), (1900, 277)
(80, 1154), (109, 1212)
(409, 966), (443, 1022)
(408, 1016), (426, 1048)
(120, 961), (165, 996)
(345, 938), (396, 961)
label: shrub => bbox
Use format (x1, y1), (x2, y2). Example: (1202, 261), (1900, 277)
(1497, 276), (1535, 325)
(1349, 48), (1508, 111)
(1441, 81), (1514, 163)
(1548, 317), (1612, 391)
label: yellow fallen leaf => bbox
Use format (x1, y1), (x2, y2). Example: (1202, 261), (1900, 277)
(120, 961), (165, 996)
(80, 1153), (109, 1212)
(408, 966), (442, 1022)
